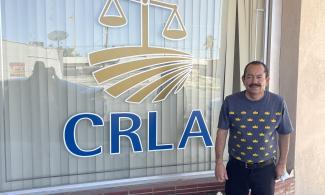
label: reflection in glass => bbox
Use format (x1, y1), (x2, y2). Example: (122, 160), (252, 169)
(0, 0), (232, 192)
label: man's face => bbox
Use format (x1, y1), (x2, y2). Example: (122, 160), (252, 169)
(242, 64), (269, 96)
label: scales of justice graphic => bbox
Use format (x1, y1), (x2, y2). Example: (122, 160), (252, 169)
(88, 0), (193, 103)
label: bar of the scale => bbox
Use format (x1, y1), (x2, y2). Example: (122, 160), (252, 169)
(129, 0), (176, 10)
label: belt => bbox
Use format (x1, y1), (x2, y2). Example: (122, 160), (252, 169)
(229, 156), (275, 169)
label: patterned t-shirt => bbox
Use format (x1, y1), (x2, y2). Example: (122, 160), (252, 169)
(218, 90), (294, 163)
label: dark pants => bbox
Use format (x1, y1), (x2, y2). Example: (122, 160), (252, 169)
(225, 158), (276, 195)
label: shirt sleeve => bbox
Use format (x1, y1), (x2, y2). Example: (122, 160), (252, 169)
(218, 97), (230, 130)
(276, 100), (294, 134)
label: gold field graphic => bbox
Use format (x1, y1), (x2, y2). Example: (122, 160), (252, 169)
(88, 0), (192, 103)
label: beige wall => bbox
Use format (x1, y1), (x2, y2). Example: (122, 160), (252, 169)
(280, 0), (325, 194)
(296, 0), (325, 194)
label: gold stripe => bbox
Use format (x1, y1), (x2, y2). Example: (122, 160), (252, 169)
(174, 72), (190, 93)
(106, 64), (190, 97)
(152, 71), (189, 102)
(89, 46), (190, 65)
(126, 67), (189, 103)
(93, 56), (190, 84)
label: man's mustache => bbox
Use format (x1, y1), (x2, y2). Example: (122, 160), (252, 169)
(249, 84), (261, 87)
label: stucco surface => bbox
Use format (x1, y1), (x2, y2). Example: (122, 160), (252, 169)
(296, 0), (325, 194)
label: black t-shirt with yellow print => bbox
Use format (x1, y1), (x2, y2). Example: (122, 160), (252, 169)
(218, 90), (294, 163)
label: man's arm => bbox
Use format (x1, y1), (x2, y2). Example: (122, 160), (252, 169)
(276, 134), (290, 179)
(215, 128), (228, 182)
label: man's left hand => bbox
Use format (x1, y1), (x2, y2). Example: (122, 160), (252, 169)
(275, 163), (286, 179)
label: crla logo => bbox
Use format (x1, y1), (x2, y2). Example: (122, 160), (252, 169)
(88, 0), (192, 103)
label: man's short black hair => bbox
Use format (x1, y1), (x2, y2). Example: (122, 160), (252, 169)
(242, 61), (269, 78)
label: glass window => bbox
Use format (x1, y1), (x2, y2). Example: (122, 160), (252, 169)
(0, 0), (267, 191)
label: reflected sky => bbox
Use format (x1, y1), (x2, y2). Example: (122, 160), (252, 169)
(1, 0), (222, 58)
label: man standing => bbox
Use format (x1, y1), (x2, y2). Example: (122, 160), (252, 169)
(214, 61), (294, 195)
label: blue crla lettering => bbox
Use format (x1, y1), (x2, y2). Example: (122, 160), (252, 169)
(63, 110), (214, 157)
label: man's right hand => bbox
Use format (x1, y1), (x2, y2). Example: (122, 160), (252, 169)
(215, 161), (228, 182)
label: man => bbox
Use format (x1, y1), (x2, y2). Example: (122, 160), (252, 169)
(214, 61), (294, 195)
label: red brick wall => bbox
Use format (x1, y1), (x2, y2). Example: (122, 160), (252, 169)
(61, 177), (294, 195)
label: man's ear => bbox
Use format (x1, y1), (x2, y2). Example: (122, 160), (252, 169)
(266, 76), (270, 86)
